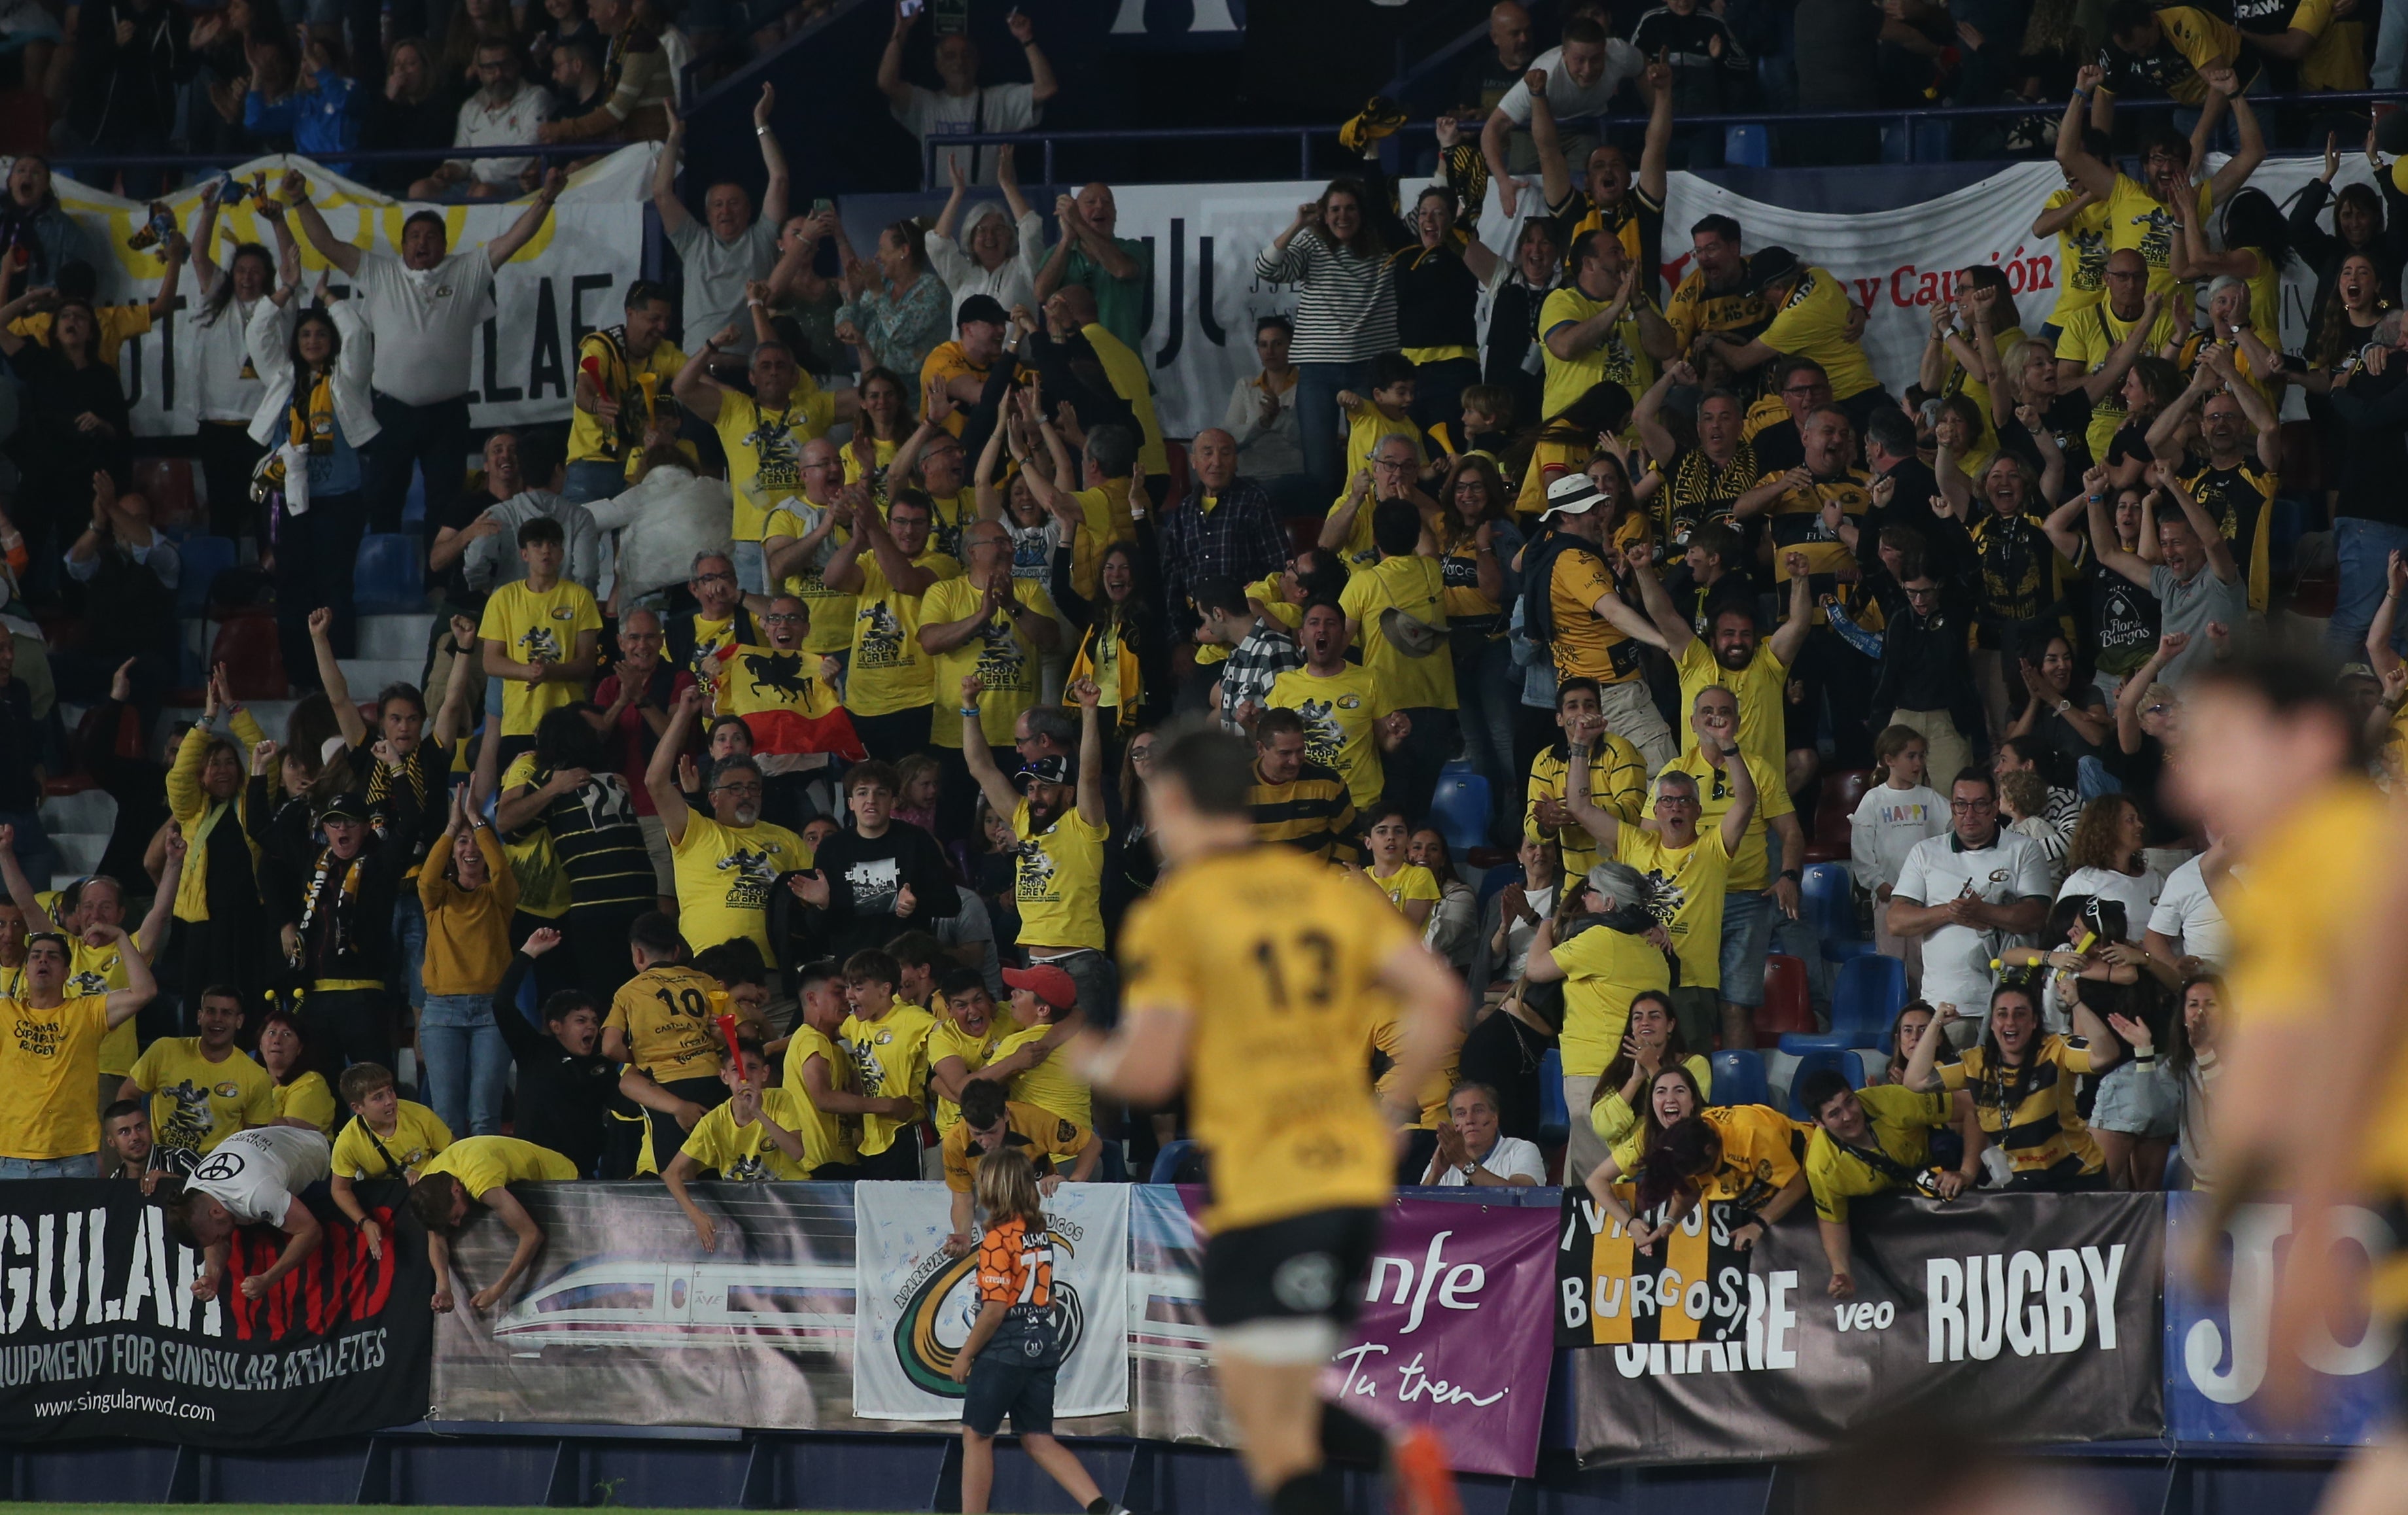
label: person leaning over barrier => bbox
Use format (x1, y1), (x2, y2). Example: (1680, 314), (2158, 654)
(1800, 1067), (1981, 1300)
(408, 1134), (579, 1314)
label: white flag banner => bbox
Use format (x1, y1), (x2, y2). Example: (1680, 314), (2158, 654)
(851, 1180), (1128, 1422)
(13, 143), (657, 436)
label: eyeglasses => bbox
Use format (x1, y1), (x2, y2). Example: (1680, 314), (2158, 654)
(761, 612), (804, 625)
(693, 572), (734, 585)
(1949, 799), (1997, 812)
(2144, 702), (2172, 716)
(712, 781), (764, 797)
(1902, 584), (1940, 599)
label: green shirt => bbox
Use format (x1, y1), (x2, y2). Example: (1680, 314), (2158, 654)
(1066, 239), (1153, 353)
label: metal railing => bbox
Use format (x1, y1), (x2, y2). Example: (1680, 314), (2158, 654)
(43, 141), (625, 177)
(920, 86), (2408, 188)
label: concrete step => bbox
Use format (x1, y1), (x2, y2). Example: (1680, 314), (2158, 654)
(50, 832), (105, 877)
(39, 788), (116, 837)
(336, 659), (428, 699)
(357, 614), (436, 661)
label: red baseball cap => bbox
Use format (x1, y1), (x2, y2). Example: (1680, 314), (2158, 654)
(1002, 963), (1077, 1012)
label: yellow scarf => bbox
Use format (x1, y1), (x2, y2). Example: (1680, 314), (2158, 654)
(1068, 621), (1141, 730)
(288, 368), (336, 456)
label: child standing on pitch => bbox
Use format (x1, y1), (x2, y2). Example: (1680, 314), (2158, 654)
(948, 1146), (1130, 1515)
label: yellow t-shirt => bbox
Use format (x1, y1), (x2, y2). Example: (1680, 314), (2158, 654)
(330, 1099), (453, 1179)
(1266, 664), (1391, 811)
(66, 929), (147, 1078)
(1539, 284), (1659, 421)
(669, 813), (811, 967)
(1370, 862), (1442, 916)
(1119, 844), (1412, 1230)
(1615, 824), (1736, 991)
(717, 384), (834, 543)
(840, 1000), (937, 1157)
(128, 1037), (275, 1157)
(842, 434), (901, 487)
(1548, 544), (1645, 686)
(773, 1022), (860, 1171)
(1011, 799), (1107, 952)
(918, 340), (990, 440)
(1806, 1083), (1949, 1223)
(677, 1086), (816, 1180)
(1675, 637), (1789, 779)
(497, 750), (572, 920)
(1759, 267), (1877, 400)
(606, 963), (726, 1081)
(0, 995), (111, 1160)
(939, 1100), (1092, 1192)
(478, 578), (604, 739)
(2103, 171), (2214, 296)
(2044, 186), (2112, 325)
(1081, 321), (1170, 477)
(1525, 735), (1647, 882)
(844, 549), (963, 719)
(10, 304), (151, 372)
(920, 575), (1056, 749)
(1344, 402), (1427, 485)
(568, 329), (686, 469)
(2055, 296), (2185, 457)
(1643, 746), (1793, 893)
(927, 1019), (1002, 1134)
(1370, 1006), (1461, 1130)
(419, 1134), (578, 1196)
(274, 1072), (338, 1135)
(1339, 554), (1457, 712)
(1662, 268), (1768, 353)
(763, 502), (856, 655)
(992, 1022), (1091, 1131)
(1066, 478), (1135, 600)
(1552, 916), (1673, 1078)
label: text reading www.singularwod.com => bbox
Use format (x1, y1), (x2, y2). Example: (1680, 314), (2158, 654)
(33, 1389), (215, 1421)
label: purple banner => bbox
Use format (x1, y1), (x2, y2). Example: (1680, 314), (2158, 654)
(1129, 1189), (1560, 1478)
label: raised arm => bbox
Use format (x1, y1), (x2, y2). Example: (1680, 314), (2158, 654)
(644, 682), (704, 843)
(485, 168), (566, 270)
(753, 84), (788, 226)
(2369, 552), (2408, 679)
(1562, 739), (1620, 850)
(2206, 71), (2267, 201)
(280, 169), (362, 278)
(2157, 462), (2239, 583)
(669, 326), (732, 425)
(2056, 65), (2118, 199)
(651, 107), (693, 237)
(875, 0), (916, 114)
(1070, 678), (1106, 827)
(956, 674), (1024, 821)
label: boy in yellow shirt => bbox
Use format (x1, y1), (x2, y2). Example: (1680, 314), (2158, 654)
(408, 1135), (579, 1314)
(605, 911), (737, 1160)
(478, 517), (602, 764)
(1335, 354), (1426, 482)
(838, 947), (937, 1181)
(987, 962), (1090, 1132)
(329, 1062), (453, 1258)
(664, 1037), (820, 1249)
(926, 967), (1004, 1136)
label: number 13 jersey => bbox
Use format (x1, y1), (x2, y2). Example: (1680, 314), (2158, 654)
(1119, 845), (1414, 1232)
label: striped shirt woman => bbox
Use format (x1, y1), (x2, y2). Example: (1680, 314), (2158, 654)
(1255, 178), (1398, 490)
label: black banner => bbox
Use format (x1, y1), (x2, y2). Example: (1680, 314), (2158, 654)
(0, 1179), (430, 1447)
(1555, 1189), (2164, 1465)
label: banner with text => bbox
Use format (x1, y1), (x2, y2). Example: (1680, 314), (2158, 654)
(1132, 1188), (1559, 1478)
(22, 147), (654, 437)
(0, 1178), (429, 1448)
(853, 1181), (1128, 1421)
(2165, 1192), (2403, 1448)
(1556, 1188), (2163, 1466)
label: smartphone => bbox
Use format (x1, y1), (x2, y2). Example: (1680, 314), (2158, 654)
(900, 0), (922, 15)
(811, 197), (833, 217)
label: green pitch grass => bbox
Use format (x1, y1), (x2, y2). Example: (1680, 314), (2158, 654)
(14, 1507), (901, 1514)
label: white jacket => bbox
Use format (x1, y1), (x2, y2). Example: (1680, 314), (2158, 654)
(583, 464), (733, 604)
(244, 297), (381, 450)
(923, 204), (1044, 317)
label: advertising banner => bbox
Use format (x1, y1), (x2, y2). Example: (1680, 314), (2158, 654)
(21, 145), (654, 437)
(1131, 1188), (1560, 1478)
(852, 1181), (1128, 1422)
(1556, 1189), (2164, 1466)
(2166, 1192), (2403, 1448)
(0, 1178), (429, 1447)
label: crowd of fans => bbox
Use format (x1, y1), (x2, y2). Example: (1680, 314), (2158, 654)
(0, 0), (2395, 1304)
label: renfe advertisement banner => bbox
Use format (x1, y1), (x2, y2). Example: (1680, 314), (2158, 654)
(852, 1181), (1130, 1422)
(20, 145), (653, 437)
(1555, 1188), (2164, 1465)
(0, 1179), (429, 1448)
(1132, 1188), (1561, 1479)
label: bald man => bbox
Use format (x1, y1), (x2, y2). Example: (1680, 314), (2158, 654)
(1036, 180), (1153, 353)
(1159, 428), (1289, 645)
(2053, 247), (2179, 462)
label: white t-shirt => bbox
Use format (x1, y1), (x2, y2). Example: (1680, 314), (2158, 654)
(450, 78), (555, 186)
(1434, 1134), (1546, 1186)
(188, 1126), (332, 1226)
(1847, 782), (1948, 895)
(2147, 856), (2230, 966)
(1893, 828), (2054, 1019)
(668, 215), (778, 357)
(1497, 882), (1556, 982)
(1493, 42), (1646, 126)
(894, 82), (1039, 186)
(192, 292), (274, 423)
(352, 249), (498, 406)
(2056, 865), (2163, 939)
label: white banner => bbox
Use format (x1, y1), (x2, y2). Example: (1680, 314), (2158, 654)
(851, 1180), (1129, 1422)
(20, 144), (656, 436)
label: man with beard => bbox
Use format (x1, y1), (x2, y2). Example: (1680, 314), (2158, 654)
(921, 520), (1060, 839)
(962, 675), (1115, 1027)
(1266, 602), (1409, 816)
(646, 684), (813, 972)
(675, 332), (837, 595)
(0, 926), (154, 1177)
(1637, 543), (1812, 786)
(275, 792), (417, 1073)
(824, 489), (964, 760)
(1664, 215), (1767, 355)
(787, 761), (959, 962)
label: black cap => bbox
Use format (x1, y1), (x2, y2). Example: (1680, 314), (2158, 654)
(1015, 754), (1072, 789)
(316, 791), (369, 825)
(956, 293), (1009, 330)
(1743, 246), (1801, 295)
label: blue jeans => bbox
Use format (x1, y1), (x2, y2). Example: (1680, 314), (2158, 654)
(1719, 889), (1775, 1008)
(562, 459), (627, 507)
(418, 992), (510, 1136)
(0, 1154), (97, 1179)
(732, 539), (767, 597)
(2331, 517), (2408, 662)
(393, 893), (428, 1016)
(2076, 754), (2124, 801)
(1296, 358), (1374, 494)
(1450, 634), (1519, 843)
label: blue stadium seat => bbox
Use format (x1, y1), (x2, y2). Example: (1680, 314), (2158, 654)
(1426, 771), (1490, 855)
(1800, 862), (1855, 941)
(1476, 862), (1517, 910)
(1147, 1139), (1204, 1185)
(1786, 1046), (1862, 1120)
(1537, 1047), (1568, 1146)
(1831, 954), (1908, 1048)
(176, 535), (237, 616)
(1777, 1030), (1850, 1054)
(355, 532), (424, 613)
(1708, 1050), (1768, 1109)
(1724, 124), (1770, 166)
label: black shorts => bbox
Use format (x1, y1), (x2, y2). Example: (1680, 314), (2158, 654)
(962, 1352), (1056, 1437)
(1199, 1206), (1384, 1331)
(854, 1130), (922, 1181)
